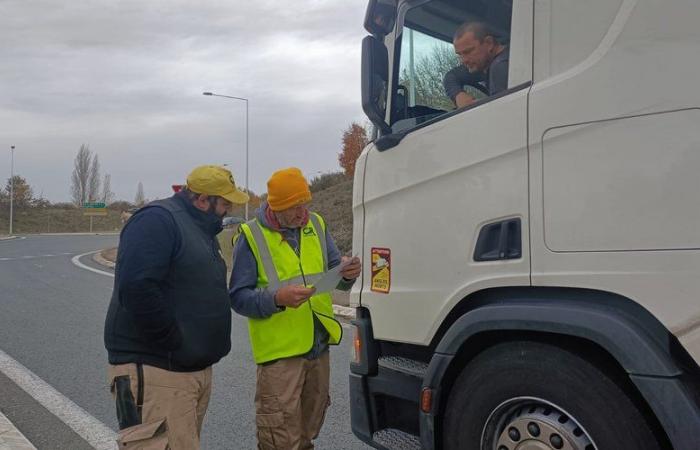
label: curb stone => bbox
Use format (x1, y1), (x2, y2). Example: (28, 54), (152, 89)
(333, 304), (356, 320)
(0, 233), (118, 237)
(92, 250), (115, 269)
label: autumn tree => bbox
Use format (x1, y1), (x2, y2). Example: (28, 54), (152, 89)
(338, 122), (369, 177)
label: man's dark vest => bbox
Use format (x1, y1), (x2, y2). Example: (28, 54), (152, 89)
(104, 196), (231, 372)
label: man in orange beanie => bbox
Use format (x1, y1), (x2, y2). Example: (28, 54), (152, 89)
(229, 167), (361, 449)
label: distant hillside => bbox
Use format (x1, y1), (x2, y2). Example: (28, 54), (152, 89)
(0, 207), (123, 234)
(0, 175), (355, 246)
(309, 178), (353, 254)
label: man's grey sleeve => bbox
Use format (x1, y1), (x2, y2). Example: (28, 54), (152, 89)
(443, 65), (482, 101)
(228, 235), (280, 319)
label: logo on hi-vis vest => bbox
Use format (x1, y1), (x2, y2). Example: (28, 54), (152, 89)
(303, 227), (316, 236)
(371, 247), (391, 294)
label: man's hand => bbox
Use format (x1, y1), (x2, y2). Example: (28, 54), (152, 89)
(340, 256), (362, 280)
(274, 285), (316, 308)
(455, 91), (476, 109)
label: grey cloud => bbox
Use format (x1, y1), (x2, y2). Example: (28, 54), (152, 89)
(1, 0), (369, 202)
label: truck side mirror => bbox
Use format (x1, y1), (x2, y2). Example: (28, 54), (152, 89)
(364, 0), (396, 36)
(361, 35), (391, 135)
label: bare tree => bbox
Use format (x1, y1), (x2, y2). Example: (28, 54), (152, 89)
(134, 181), (145, 207)
(70, 144), (91, 207)
(101, 174), (115, 204)
(88, 154), (101, 202)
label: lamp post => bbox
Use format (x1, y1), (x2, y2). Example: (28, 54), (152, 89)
(9, 145), (14, 235)
(203, 91), (250, 220)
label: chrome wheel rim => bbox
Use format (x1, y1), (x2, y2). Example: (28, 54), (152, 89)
(481, 397), (598, 450)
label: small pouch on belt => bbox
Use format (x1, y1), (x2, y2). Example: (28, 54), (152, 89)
(112, 375), (141, 430)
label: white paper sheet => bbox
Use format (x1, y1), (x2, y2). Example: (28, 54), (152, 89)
(312, 257), (353, 294)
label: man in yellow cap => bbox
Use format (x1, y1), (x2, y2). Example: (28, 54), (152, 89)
(104, 165), (248, 449)
(229, 167), (361, 450)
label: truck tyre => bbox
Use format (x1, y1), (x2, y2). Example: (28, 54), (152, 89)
(442, 341), (664, 450)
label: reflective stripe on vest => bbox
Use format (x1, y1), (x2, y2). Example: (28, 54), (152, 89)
(240, 213), (342, 364)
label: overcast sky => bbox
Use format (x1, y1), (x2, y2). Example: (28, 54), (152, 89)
(0, 0), (368, 203)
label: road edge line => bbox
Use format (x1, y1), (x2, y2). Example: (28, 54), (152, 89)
(0, 349), (117, 450)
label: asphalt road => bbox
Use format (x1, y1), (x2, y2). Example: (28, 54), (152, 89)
(0, 234), (370, 449)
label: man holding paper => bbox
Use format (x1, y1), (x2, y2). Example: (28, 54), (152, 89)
(229, 167), (361, 450)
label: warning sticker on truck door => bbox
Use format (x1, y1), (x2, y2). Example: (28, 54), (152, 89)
(371, 248), (391, 293)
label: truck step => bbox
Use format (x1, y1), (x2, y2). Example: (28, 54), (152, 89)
(378, 356), (429, 378)
(373, 428), (422, 449)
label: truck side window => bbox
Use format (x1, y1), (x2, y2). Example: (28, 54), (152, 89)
(391, 0), (513, 133)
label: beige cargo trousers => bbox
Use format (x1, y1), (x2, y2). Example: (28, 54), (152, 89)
(107, 363), (212, 449)
(255, 351), (331, 450)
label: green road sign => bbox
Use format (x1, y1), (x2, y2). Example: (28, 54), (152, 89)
(83, 202), (106, 209)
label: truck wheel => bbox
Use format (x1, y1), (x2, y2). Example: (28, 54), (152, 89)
(442, 341), (664, 450)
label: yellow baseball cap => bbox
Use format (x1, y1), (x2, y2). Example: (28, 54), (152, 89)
(185, 165), (249, 204)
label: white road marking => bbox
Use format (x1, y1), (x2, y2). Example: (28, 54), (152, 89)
(71, 251), (115, 278)
(0, 349), (117, 450)
(0, 253), (76, 262)
(0, 410), (37, 450)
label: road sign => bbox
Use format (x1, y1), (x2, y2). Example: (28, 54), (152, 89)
(83, 202), (106, 209)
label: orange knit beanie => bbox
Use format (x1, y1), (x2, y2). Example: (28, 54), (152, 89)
(267, 167), (312, 211)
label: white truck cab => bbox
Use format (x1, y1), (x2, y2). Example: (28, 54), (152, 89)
(349, 1), (700, 449)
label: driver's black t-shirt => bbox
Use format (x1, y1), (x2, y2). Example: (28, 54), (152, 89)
(443, 46), (510, 101)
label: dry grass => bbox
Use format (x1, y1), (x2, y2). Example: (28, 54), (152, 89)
(309, 178), (353, 254)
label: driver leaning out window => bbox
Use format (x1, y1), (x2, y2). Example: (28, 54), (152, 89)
(443, 22), (509, 109)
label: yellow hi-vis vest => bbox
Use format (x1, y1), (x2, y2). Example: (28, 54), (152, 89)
(240, 213), (342, 364)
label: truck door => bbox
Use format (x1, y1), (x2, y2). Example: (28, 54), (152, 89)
(360, 0), (533, 344)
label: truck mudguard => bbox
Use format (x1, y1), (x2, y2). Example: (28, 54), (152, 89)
(420, 288), (700, 450)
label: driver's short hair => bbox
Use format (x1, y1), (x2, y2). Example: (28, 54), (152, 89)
(453, 21), (496, 43)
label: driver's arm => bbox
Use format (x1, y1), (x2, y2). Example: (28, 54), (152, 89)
(443, 65), (481, 108)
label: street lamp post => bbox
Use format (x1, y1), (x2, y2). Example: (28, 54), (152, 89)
(203, 91), (250, 220)
(9, 145), (14, 235)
